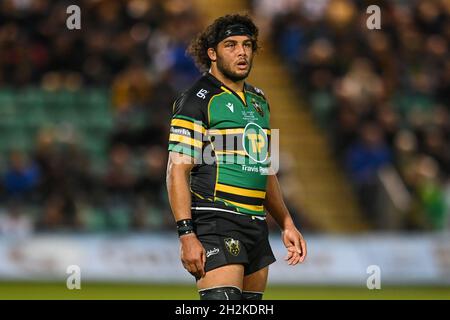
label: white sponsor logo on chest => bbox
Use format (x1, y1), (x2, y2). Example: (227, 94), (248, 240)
(241, 110), (257, 121)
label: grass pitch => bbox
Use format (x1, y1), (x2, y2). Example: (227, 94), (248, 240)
(0, 282), (449, 300)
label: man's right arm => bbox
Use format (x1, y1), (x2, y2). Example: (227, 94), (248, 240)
(166, 151), (206, 279)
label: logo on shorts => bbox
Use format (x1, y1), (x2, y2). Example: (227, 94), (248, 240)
(224, 238), (240, 256)
(206, 248), (220, 258)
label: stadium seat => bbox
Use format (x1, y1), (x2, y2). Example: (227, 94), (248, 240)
(0, 127), (31, 153)
(82, 206), (108, 232)
(0, 90), (19, 128)
(146, 206), (164, 229)
(107, 205), (131, 231)
(18, 89), (48, 128)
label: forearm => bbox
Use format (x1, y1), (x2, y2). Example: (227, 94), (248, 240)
(265, 174), (307, 263)
(264, 174), (296, 231)
(166, 154), (206, 278)
(166, 157), (193, 222)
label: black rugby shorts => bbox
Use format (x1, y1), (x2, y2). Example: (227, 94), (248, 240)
(192, 208), (276, 277)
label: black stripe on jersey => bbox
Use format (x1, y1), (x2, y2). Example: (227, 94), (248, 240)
(172, 115), (208, 128)
(215, 190), (265, 206)
(191, 162), (217, 200)
(216, 181), (266, 192)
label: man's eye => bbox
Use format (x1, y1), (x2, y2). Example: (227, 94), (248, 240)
(226, 43), (235, 48)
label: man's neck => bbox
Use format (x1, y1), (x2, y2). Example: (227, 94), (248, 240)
(209, 68), (245, 92)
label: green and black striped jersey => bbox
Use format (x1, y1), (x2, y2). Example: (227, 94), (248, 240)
(168, 72), (271, 216)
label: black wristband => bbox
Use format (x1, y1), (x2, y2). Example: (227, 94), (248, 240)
(177, 219), (195, 237)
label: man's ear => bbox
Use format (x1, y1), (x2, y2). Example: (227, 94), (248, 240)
(207, 47), (217, 62)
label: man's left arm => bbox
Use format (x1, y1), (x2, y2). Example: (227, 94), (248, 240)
(263, 174), (307, 265)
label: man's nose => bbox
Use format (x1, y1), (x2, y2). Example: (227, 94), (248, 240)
(236, 43), (247, 56)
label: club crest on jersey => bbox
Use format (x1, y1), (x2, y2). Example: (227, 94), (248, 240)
(251, 98), (264, 117)
(254, 87), (264, 96)
(224, 238), (240, 256)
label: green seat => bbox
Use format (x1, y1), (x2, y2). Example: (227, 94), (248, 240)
(83, 207), (108, 232)
(0, 89), (16, 108)
(0, 127), (31, 152)
(83, 134), (107, 154)
(19, 90), (48, 128)
(146, 205), (164, 229)
(85, 89), (110, 111)
(17, 88), (45, 108)
(44, 91), (78, 123)
(55, 105), (78, 123)
(79, 89), (114, 129)
(108, 206), (131, 231)
(54, 90), (77, 108)
(0, 90), (20, 127)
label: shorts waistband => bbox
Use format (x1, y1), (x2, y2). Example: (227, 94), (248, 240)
(191, 206), (266, 220)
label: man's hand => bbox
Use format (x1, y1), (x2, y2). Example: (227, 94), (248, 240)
(263, 174), (307, 265)
(282, 226), (307, 265)
(180, 233), (206, 279)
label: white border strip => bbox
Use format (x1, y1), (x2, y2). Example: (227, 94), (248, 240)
(191, 207), (266, 220)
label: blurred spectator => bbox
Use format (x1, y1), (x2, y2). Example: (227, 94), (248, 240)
(35, 193), (81, 231)
(102, 143), (136, 230)
(134, 146), (167, 206)
(3, 150), (40, 201)
(103, 143), (136, 200)
(132, 145), (171, 230)
(346, 123), (392, 185)
(345, 122), (392, 226)
(111, 62), (154, 115)
(413, 156), (447, 230)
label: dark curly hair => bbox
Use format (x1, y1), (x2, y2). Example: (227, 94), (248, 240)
(187, 14), (259, 72)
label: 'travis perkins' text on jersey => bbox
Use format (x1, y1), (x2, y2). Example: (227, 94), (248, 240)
(168, 73), (271, 216)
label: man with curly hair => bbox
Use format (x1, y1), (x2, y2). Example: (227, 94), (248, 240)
(166, 14), (307, 300)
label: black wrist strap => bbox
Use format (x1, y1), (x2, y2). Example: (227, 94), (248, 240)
(177, 219), (195, 237)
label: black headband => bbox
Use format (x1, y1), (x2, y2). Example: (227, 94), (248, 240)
(213, 23), (254, 46)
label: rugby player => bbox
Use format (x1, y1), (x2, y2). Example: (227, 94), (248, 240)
(166, 14), (307, 300)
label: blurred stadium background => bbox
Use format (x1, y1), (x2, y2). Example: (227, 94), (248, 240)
(0, 0), (449, 299)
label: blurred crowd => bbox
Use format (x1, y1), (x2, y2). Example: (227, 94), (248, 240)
(0, 0), (200, 90)
(0, 0), (308, 237)
(254, 0), (450, 230)
(0, 134), (173, 235)
(2, 0), (449, 235)
(0, 0), (203, 236)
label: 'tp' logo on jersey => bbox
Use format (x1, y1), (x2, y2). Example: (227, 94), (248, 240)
(242, 123), (269, 164)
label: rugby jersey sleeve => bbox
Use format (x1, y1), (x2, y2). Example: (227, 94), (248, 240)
(168, 93), (208, 159)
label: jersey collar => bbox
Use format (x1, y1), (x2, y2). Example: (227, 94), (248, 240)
(204, 72), (248, 93)
(204, 72), (248, 106)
